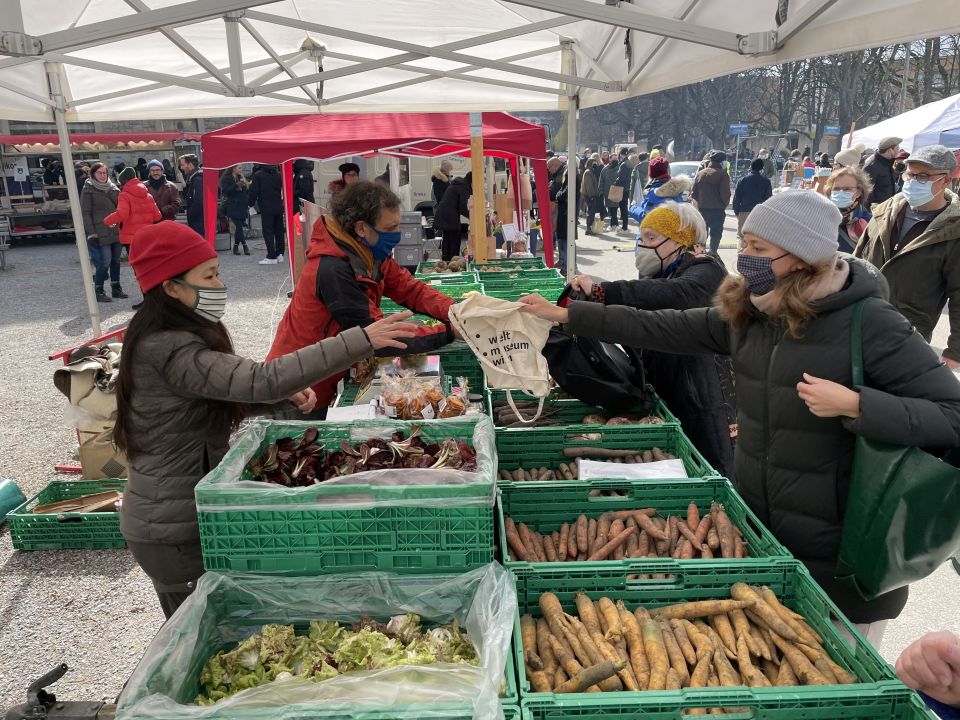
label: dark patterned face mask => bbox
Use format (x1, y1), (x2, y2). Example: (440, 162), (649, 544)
(736, 252), (787, 295)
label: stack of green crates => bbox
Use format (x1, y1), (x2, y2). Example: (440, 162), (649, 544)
(381, 282), (484, 320)
(479, 268), (565, 302)
(478, 257), (547, 270)
(6, 478), (126, 551)
(512, 561), (921, 719)
(415, 269), (480, 283)
(195, 418), (496, 575)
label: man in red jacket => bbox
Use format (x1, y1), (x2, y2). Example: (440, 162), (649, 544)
(268, 181), (456, 417)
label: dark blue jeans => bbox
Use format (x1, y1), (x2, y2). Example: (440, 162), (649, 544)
(88, 239), (121, 287)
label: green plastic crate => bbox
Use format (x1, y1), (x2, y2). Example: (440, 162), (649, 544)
(416, 271), (481, 284)
(483, 281), (566, 303)
(487, 387), (679, 431)
(495, 423), (715, 486)
(479, 257), (547, 269)
(6, 478), (126, 551)
(416, 261), (475, 275)
(438, 341), (485, 393)
(521, 686), (930, 720)
(478, 268), (561, 282)
(496, 478), (790, 566)
(513, 561), (903, 711)
(381, 284), (483, 317)
(502, 705), (522, 720)
(196, 418), (496, 575)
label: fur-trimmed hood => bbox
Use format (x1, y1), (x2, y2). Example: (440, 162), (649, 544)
(654, 174), (692, 197)
(432, 168), (450, 182)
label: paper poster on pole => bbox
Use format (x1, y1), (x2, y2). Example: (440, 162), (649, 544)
(3, 157), (28, 182)
(501, 223), (523, 246)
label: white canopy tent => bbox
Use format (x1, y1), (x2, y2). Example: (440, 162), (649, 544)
(844, 92), (960, 153)
(1, 0), (958, 337)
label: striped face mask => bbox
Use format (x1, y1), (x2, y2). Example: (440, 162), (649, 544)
(175, 279), (227, 322)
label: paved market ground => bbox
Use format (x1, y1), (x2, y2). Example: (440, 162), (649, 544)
(0, 213), (957, 709)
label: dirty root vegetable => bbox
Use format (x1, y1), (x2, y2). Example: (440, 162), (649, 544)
(555, 660), (624, 694)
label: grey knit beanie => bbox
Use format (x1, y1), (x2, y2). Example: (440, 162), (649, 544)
(742, 190), (841, 264)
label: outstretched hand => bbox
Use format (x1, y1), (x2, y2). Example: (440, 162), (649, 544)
(519, 294), (569, 324)
(289, 388), (318, 414)
(896, 631), (960, 707)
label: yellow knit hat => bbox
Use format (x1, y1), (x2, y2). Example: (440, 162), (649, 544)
(640, 205), (697, 248)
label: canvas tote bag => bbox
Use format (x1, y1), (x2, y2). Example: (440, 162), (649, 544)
(448, 294), (554, 423)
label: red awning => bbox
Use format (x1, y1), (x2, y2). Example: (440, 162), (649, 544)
(0, 131), (201, 146)
(200, 111), (553, 267)
(200, 112), (547, 168)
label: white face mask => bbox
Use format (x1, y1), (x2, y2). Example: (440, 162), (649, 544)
(176, 279), (227, 322)
(635, 238), (680, 278)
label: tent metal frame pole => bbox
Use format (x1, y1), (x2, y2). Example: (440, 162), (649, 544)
(121, 0), (237, 92)
(501, 0), (742, 52)
(246, 11), (617, 92)
(254, 15), (576, 93)
(322, 46), (566, 104)
(70, 51), (304, 106)
(0, 76), (56, 106)
(20, 0), (279, 55)
(775, 0), (840, 46)
(246, 51), (310, 87)
(625, 0), (701, 86)
(43, 52), (230, 95)
(239, 19), (318, 103)
(45, 61), (101, 339)
(223, 11), (244, 89)
(564, 42), (578, 282)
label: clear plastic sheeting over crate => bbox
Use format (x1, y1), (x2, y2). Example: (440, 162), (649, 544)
(194, 417), (497, 511)
(116, 563), (517, 720)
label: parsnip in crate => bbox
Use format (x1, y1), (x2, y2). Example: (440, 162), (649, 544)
(498, 448), (678, 483)
(521, 584), (857, 698)
(505, 502), (747, 562)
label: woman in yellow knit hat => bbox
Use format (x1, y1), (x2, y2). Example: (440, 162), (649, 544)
(569, 201), (735, 477)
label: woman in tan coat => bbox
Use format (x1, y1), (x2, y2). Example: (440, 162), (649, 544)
(114, 221), (415, 618)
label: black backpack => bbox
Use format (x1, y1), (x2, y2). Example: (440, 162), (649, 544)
(541, 286), (653, 414)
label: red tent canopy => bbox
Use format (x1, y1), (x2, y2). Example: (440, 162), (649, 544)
(200, 111), (553, 267)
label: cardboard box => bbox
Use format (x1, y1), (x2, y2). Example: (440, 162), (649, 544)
(77, 420), (128, 480)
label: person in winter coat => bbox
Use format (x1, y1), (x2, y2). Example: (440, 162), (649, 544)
(248, 164), (286, 265)
(328, 162), (361, 203)
(105, 166), (162, 249)
(134, 157), (149, 181)
(599, 156), (622, 230)
(555, 168), (580, 273)
(581, 156), (601, 235)
(732, 158), (773, 243)
(569, 202), (735, 477)
(521, 190), (960, 639)
(161, 158), (177, 182)
(612, 154), (636, 232)
(630, 158), (692, 252)
(630, 152), (650, 205)
(178, 154), (204, 237)
(80, 162), (123, 304)
(692, 150), (732, 253)
(825, 167), (873, 253)
(114, 221), (416, 618)
(855, 145), (960, 367)
(863, 136), (902, 206)
(431, 161), (453, 203)
(758, 148), (776, 184)
(434, 172), (472, 261)
(219, 165), (251, 256)
(292, 159), (315, 213)
(268, 181), (459, 414)
(145, 159), (181, 221)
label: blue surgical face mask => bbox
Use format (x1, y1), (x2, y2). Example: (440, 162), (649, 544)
(365, 225), (402, 260)
(737, 252), (788, 296)
(830, 190), (855, 209)
(901, 178), (936, 208)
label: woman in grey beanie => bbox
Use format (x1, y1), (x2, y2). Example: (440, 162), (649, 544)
(520, 189), (960, 640)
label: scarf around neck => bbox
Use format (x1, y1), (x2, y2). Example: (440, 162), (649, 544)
(324, 215), (375, 276)
(86, 176), (117, 192)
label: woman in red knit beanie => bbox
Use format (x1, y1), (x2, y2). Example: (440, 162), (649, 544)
(112, 221), (416, 618)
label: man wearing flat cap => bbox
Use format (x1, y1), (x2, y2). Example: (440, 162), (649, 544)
(327, 162), (361, 202)
(864, 136), (903, 205)
(855, 144), (960, 367)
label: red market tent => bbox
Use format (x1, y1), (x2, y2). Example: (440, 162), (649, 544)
(200, 111), (553, 268)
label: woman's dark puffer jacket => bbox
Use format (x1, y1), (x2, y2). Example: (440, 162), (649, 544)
(566, 256), (960, 623)
(434, 176), (472, 231)
(599, 252), (735, 478)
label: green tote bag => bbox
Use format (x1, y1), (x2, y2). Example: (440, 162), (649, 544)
(835, 299), (960, 601)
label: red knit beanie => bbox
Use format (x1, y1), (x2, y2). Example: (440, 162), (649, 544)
(649, 156), (670, 180)
(129, 221), (217, 293)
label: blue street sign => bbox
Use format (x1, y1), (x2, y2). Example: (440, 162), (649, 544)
(823, 125), (841, 137)
(729, 123), (749, 135)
